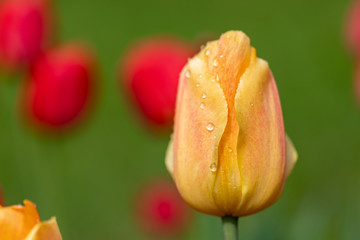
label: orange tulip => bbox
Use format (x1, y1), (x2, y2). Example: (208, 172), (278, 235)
(166, 31), (297, 217)
(0, 200), (62, 240)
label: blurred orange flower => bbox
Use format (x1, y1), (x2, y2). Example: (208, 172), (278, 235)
(0, 200), (62, 240)
(166, 31), (298, 217)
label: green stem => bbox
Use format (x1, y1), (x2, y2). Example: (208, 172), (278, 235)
(222, 216), (238, 240)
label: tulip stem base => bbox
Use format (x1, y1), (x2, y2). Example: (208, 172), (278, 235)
(222, 216), (238, 240)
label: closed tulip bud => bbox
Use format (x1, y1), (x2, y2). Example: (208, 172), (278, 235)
(0, 200), (62, 240)
(0, 0), (51, 69)
(21, 44), (96, 133)
(166, 31), (298, 217)
(121, 37), (194, 129)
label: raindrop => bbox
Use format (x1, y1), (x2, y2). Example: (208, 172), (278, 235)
(202, 93), (207, 99)
(196, 82), (200, 87)
(185, 71), (191, 78)
(216, 74), (219, 82)
(206, 122), (215, 132)
(205, 50), (210, 56)
(210, 162), (217, 172)
(228, 147), (233, 153)
(199, 74), (203, 79)
(220, 55), (223, 58)
(200, 103), (205, 110)
(250, 102), (254, 107)
(213, 59), (219, 67)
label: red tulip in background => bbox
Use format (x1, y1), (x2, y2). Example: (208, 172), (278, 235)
(134, 179), (192, 238)
(346, 0), (360, 105)
(21, 44), (95, 132)
(121, 37), (194, 129)
(0, 0), (51, 69)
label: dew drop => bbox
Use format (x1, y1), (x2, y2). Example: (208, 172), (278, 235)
(213, 59), (219, 67)
(200, 103), (205, 110)
(216, 74), (219, 82)
(185, 71), (191, 78)
(199, 74), (203, 79)
(220, 55), (223, 58)
(211, 78), (215, 82)
(228, 147), (233, 153)
(196, 82), (200, 87)
(206, 122), (215, 132)
(210, 162), (217, 172)
(250, 102), (254, 107)
(205, 50), (210, 56)
(202, 93), (207, 99)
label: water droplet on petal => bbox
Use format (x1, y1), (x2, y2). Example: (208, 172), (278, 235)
(205, 50), (210, 56)
(210, 162), (217, 172)
(200, 103), (205, 110)
(199, 74), (203, 79)
(196, 82), (200, 87)
(220, 55), (223, 58)
(206, 122), (215, 132)
(202, 93), (207, 99)
(250, 102), (254, 107)
(228, 147), (233, 153)
(213, 59), (219, 67)
(216, 75), (219, 82)
(185, 71), (191, 78)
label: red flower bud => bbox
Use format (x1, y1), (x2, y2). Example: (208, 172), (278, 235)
(21, 44), (96, 133)
(0, 0), (51, 69)
(134, 179), (192, 237)
(121, 37), (194, 129)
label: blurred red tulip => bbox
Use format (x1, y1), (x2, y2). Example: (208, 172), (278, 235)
(0, 0), (51, 70)
(346, 0), (360, 54)
(121, 37), (194, 129)
(134, 179), (192, 238)
(21, 44), (96, 133)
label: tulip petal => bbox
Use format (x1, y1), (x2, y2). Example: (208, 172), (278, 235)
(24, 217), (62, 240)
(234, 58), (286, 216)
(172, 41), (228, 216)
(210, 31), (252, 214)
(285, 135), (298, 178)
(0, 200), (41, 240)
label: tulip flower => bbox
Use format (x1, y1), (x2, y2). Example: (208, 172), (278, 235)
(21, 44), (95, 133)
(165, 31), (297, 239)
(134, 179), (192, 238)
(0, 0), (51, 69)
(121, 37), (194, 129)
(0, 200), (62, 240)
(346, 0), (360, 54)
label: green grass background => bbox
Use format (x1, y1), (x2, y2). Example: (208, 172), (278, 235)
(1, 0), (360, 239)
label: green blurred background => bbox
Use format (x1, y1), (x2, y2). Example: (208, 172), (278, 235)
(1, 0), (360, 239)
